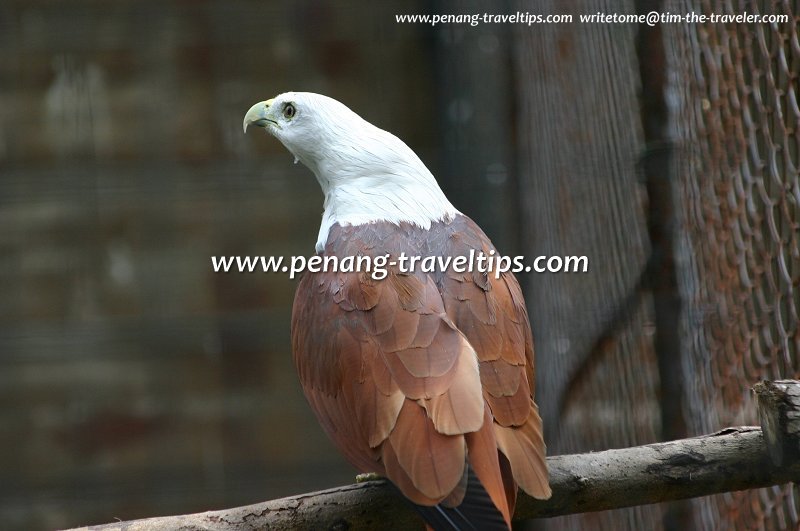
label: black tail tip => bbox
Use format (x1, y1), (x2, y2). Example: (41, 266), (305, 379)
(406, 465), (509, 531)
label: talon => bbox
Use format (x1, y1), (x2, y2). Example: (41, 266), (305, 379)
(355, 472), (382, 483)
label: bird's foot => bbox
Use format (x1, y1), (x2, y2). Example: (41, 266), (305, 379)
(355, 472), (382, 483)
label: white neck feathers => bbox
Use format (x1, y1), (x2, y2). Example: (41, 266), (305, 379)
(271, 94), (457, 252)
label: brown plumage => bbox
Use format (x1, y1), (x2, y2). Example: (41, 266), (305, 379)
(292, 215), (551, 528)
(244, 91), (550, 530)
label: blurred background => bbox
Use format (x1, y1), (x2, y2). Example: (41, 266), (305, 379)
(1, 1), (797, 530)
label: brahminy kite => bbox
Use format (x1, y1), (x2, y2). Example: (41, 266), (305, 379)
(244, 92), (550, 530)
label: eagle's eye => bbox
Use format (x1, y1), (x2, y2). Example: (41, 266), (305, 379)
(283, 103), (296, 119)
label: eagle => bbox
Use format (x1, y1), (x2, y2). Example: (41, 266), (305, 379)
(244, 92), (550, 530)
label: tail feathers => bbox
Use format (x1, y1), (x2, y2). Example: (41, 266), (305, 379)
(409, 464), (510, 531)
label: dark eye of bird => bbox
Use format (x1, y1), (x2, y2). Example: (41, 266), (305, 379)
(284, 103), (295, 119)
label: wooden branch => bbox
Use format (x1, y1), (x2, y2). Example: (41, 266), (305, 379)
(72, 413), (800, 530)
(753, 379), (800, 467)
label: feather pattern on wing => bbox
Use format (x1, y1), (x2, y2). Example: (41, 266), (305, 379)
(291, 215), (550, 531)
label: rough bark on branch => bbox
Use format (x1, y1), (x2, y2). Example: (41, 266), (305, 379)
(72, 421), (800, 531)
(754, 379), (800, 466)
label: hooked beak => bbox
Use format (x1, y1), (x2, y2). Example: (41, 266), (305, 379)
(243, 98), (276, 133)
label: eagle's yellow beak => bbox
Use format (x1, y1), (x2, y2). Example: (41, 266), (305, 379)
(243, 98), (276, 133)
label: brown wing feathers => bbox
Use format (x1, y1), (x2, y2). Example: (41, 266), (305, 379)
(439, 222), (551, 502)
(291, 216), (550, 530)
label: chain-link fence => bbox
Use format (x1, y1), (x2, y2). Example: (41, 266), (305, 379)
(667, 0), (799, 528)
(518, 1), (797, 529)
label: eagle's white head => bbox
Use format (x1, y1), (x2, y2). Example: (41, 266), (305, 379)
(244, 92), (458, 251)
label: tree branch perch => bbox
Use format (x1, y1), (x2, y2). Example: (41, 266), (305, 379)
(71, 381), (800, 530)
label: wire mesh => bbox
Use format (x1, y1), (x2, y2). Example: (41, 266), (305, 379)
(666, 0), (799, 528)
